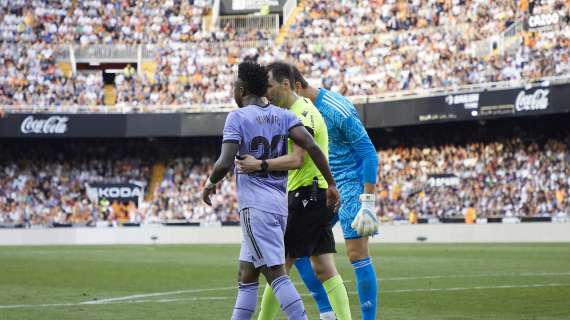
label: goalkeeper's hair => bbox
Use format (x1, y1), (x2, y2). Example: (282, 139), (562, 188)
(290, 64), (309, 89)
(238, 61), (268, 97)
(266, 62), (295, 90)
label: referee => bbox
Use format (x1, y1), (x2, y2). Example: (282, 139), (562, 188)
(237, 62), (351, 320)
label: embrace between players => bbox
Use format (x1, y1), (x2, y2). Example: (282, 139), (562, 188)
(202, 61), (380, 320)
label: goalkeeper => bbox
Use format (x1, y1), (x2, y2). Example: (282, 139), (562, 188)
(239, 63), (380, 320)
(289, 65), (380, 320)
(293, 67), (378, 320)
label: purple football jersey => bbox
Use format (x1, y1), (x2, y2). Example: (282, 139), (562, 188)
(223, 104), (302, 215)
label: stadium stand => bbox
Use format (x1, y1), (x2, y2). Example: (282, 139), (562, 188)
(0, 0), (569, 228)
(1, 115), (570, 227)
(377, 133), (570, 222)
(0, 139), (152, 227)
(0, 0), (568, 108)
(0, 138), (240, 227)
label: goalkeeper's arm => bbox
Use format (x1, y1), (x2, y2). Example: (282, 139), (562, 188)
(351, 136), (379, 236)
(353, 137), (378, 190)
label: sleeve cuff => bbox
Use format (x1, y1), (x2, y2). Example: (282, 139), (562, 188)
(288, 122), (303, 131)
(304, 126), (315, 137)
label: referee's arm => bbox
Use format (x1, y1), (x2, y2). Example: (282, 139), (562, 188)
(266, 144), (305, 170)
(265, 125), (314, 171)
(235, 143), (305, 172)
(236, 126), (315, 172)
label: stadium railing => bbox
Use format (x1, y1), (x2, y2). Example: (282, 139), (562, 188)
(0, 103), (236, 114)
(364, 74), (570, 103)
(470, 20), (525, 57)
(141, 39), (275, 55)
(284, 21), (470, 40)
(73, 45), (139, 63)
(1, 75), (569, 114)
(211, 0), (221, 30)
(219, 14), (280, 35)
(502, 20), (525, 54)
(55, 45), (70, 61)
(283, 0), (297, 24)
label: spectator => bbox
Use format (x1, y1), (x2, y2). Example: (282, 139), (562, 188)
(2, 119), (570, 227)
(0, 0), (568, 109)
(124, 64), (136, 81)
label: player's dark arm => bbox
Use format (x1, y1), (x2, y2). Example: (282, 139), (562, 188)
(289, 126), (335, 187)
(209, 142), (239, 183)
(203, 142), (239, 206)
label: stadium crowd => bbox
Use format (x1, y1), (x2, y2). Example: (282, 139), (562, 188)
(0, 0), (569, 227)
(0, 0), (569, 107)
(377, 136), (570, 221)
(149, 156), (239, 224)
(113, 0), (570, 105)
(290, 0), (516, 38)
(2, 119), (570, 227)
(0, 140), (152, 227)
(0, 139), (240, 227)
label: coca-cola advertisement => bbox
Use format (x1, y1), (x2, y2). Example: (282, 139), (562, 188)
(20, 116), (69, 135)
(365, 82), (570, 128)
(515, 88), (550, 112)
(0, 113), (127, 137)
(0, 113), (221, 138)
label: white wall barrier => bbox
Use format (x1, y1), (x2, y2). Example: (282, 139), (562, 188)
(1, 223), (570, 245)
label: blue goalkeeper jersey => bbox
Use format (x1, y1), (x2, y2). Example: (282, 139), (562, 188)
(314, 88), (378, 188)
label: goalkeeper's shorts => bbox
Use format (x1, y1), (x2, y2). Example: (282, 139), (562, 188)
(337, 180), (364, 240)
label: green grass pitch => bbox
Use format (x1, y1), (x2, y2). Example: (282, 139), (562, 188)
(0, 243), (569, 319)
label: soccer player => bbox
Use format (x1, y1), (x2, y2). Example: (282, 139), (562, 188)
(236, 62), (352, 320)
(201, 61), (340, 320)
(294, 66), (380, 320)
(241, 64), (380, 319)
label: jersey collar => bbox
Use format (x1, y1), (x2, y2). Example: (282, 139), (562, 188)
(314, 88), (327, 110)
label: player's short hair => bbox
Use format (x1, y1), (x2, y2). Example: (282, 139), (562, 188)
(266, 62), (295, 90)
(238, 61), (268, 97)
(290, 65), (309, 89)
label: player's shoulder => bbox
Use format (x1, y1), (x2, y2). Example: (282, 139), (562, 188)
(225, 108), (242, 124)
(234, 104), (279, 115)
(234, 104), (262, 113)
(228, 106), (247, 117)
(316, 89), (357, 120)
(292, 97), (318, 114)
(296, 96), (315, 108)
(267, 103), (289, 113)
(269, 104), (298, 118)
